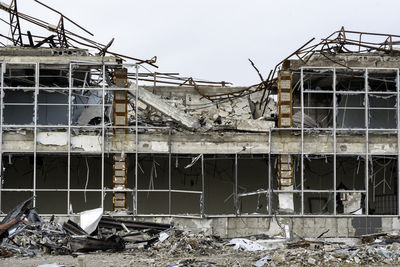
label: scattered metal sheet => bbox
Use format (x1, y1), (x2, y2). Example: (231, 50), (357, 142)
(79, 208), (103, 235)
(1, 196), (34, 225)
(63, 220), (87, 236)
(69, 235), (124, 252)
(99, 217), (172, 233)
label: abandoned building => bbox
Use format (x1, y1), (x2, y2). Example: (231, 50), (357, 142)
(0, 1), (400, 238)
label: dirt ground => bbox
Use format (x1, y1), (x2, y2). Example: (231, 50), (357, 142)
(0, 251), (263, 267)
(3, 245), (400, 267)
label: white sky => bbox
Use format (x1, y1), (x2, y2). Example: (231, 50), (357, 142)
(1, 0), (399, 85)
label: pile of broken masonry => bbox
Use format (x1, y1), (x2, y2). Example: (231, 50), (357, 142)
(2, 198), (400, 266)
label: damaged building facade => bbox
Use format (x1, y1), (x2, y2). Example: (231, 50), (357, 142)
(0, 46), (279, 217)
(0, 0), (400, 238)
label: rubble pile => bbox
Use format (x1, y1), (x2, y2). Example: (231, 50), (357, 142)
(184, 94), (276, 126)
(128, 88), (277, 130)
(4, 198), (400, 266)
(0, 198), (169, 257)
(150, 230), (225, 256)
(0, 198), (69, 257)
(257, 235), (400, 266)
(126, 232), (400, 266)
(5, 220), (70, 256)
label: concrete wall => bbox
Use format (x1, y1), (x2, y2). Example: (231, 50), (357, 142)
(133, 216), (400, 238)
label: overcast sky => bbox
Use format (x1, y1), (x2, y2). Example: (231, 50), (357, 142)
(0, 0), (399, 85)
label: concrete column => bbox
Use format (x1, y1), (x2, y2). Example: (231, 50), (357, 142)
(277, 70), (294, 213)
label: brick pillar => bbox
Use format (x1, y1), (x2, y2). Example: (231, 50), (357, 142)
(112, 69), (128, 211)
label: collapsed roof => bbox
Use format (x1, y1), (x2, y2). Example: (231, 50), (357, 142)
(0, 1), (399, 134)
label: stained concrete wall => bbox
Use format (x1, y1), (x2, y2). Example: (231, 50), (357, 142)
(133, 216), (400, 238)
(0, 213), (396, 239)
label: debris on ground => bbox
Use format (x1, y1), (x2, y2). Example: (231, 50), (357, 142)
(227, 238), (269, 251)
(3, 198), (400, 266)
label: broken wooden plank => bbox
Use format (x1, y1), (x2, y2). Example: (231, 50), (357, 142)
(128, 84), (201, 130)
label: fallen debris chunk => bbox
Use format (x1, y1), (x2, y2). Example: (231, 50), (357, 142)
(26, 208), (43, 224)
(376, 248), (395, 259)
(69, 235), (125, 252)
(235, 119), (274, 132)
(128, 85), (201, 130)
(0, 218), (22, 236)
(227, 238), (268, 251)
(0, 197), (34, 240)
(79, 208), (103, 235)
(0, 247), (13, 258)
(254, 255), (271, 267)
(1, 197), (34, 225)
(37, 264), (65, 267)
(158, 232), (170, 243)
(99, 217), (172, 234)
(121, 223), (130, 233)
(361, 233), (387, 244)
(308, 257), (317, 265)
(287, 239), (324, 249)
(63, 220), (87, 236)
